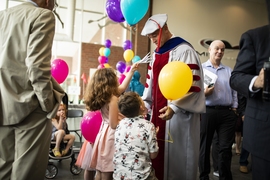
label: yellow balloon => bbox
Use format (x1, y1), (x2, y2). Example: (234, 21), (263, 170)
(104, 63), (110, 68)
(123, 49), (134, 62)
(158, 61), (193, 100)
(99, 47), (105, 56)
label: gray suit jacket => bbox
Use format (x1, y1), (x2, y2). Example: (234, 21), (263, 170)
(0, 2), (65, 125)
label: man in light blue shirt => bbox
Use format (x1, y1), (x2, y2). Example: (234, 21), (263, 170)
(199, 40), (238, 180)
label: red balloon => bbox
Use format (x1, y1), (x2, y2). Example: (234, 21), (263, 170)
(51, 59), (69, 84)
(81, 111), (102, 143)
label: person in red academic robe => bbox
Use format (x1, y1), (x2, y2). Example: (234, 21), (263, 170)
(141, 14), (205, 180)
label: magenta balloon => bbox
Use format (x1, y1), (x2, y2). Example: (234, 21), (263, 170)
(118, 73), (126, 84)
(51, 59), (69, 84)
(98, 56), (107, 64)
(81, 111), (102, 143)
(123, 40), (132, 50)
(104, 39), (112, 48)
(125, 65), (131, 73)
(116, 61), (126, 73)
(106, 0), (125, 23)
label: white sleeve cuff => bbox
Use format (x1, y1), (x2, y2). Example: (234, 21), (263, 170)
(249, 76), (260, 93)
(169, 103), (179, 114)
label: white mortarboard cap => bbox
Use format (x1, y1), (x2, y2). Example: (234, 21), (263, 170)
(141, 14), (168, 36)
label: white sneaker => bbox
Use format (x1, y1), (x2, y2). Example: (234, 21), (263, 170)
(213, 171), (219, 177)
(232, 143), (236, 149)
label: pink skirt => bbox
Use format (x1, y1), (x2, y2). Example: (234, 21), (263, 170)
(75, 140), (94, 171)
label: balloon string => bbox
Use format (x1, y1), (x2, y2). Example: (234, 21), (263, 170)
(158, 130), (173, 143)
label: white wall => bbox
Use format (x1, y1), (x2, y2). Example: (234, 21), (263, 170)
(152, 0), (268, 68)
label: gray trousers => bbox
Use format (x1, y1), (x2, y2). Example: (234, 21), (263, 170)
(0, 107), (52, 180)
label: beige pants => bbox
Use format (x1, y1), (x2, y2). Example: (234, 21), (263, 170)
(0, 107), (52, 180)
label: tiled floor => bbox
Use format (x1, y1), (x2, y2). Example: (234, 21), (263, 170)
(44, 142), (252, 180)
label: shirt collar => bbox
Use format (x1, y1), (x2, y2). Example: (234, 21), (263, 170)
(26, 0), (38, 7)
(205, 59), (225, 69)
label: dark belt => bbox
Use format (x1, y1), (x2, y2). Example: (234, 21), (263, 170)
(206, 106), (231, 110)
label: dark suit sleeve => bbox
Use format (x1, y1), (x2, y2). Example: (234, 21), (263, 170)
(26, 9), (56, 112)
(230, 29), (261, 98)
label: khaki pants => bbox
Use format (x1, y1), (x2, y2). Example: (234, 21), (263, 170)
(0, 107), (52, 180)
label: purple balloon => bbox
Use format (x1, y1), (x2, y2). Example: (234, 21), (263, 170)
(105, 57), (109, 63)
(106, 0), (125, 23)
(104, 39), (112, 48)
(116, 61), (126, 73)
(123, 40), (132, 50)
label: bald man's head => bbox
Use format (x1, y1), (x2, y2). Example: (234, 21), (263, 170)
(209, 40), (225, 49)
(208, 40), (225, 64)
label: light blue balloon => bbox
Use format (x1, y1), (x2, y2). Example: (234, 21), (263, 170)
(120, 0), (149, 26)
(132, 55), (141, 63)
(103, 48), (111, 57)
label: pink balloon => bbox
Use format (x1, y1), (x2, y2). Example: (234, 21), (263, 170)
(97, 64), (105, 69)
(81, 111), (102, 143)
(118, 73), (126, 84)
(125, 65), (131, 73)
(98, 56), (107, 64)
(51, 59), (69, 84)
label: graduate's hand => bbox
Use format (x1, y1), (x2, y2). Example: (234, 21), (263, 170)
(158, 106), (174, 120)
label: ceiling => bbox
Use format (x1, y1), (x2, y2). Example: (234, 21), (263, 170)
(4, 0), (267, 57)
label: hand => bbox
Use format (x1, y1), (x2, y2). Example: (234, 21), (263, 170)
(129, 63), (139, 73)
(253, 68), (264, 90)
(60, 112), (66, 121)
(204, 85), (214, 96)
(158, 106), (174, 120)
(155, 126), (159, 134)
(232, 108), (238, 115)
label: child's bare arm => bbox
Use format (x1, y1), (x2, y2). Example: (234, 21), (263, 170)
(118, 63), (139, 93)
(109, 95), (120, 129)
